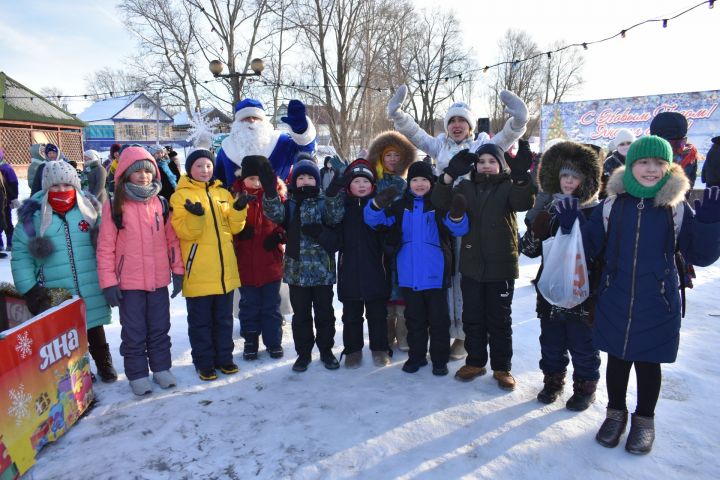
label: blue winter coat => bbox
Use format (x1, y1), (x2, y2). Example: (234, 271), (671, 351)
(582, 165), (720, 363)
(364, 190), (468, 291)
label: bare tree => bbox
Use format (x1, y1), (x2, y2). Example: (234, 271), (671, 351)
(542, 40), (584, 104)
(83, 67), (150, 100)
(405, 9), (476, 135)
(39, 87), (69, 111)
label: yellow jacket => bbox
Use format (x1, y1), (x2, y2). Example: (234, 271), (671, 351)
(170, 175), (246, 297)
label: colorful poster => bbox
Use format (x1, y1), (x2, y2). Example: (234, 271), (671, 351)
(540, 90), (720, 156)
(0, 298), (94, 477)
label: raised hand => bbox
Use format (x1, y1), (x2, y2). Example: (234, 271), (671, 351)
(281, 99), (308, 133)
(184, 199), (205, 216)
(694, 186), (720, 224)
(233, 191), (256, 211)
(258, 160), (278, 198)
(449, 193), (467, 220)
(373, 186), (398, 209)
(500, 90), (528, 129)
(445, 149), (477, 179)
(387, 85), (408, 120)
(508, 139), (533, 182)
(555, 197), (581, 234)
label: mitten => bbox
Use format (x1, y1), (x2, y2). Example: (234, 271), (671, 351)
(500, 90), (528, 130)
(325, 172), (350, 197)
(555, 197), (582, 234)
(301, 224), (324, 239)
(102, 285), (123, 308)
(237, 225), (254, 241)
(330, 155), (350, 175)
(281, 99), (308, 133)
(263, 231), (285, 251)
(24, 283), (52, 316)
(694, 186), (720, 224)
(444, 149), (477, 179)
(449, 193), (467, 220)
(373, 187), (398, 209)
(184, 199), (205, 216)
(508, 139), (533, 182)
(387, 85), (408, 121)
(258, 161), (278, 198)
(532, 210), (553, 239)
(233, 192), (256, 211)
(170, 274), (183, 298)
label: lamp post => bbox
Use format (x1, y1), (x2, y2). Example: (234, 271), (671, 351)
(209, 58), (264, 78)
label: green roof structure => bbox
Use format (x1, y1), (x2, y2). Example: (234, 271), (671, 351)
(0, 72), (85, 128)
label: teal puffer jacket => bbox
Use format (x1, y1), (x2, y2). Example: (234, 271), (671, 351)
(11, 193), (111, 330)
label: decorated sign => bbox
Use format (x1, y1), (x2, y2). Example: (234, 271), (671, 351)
(540, 89), (720, 155)
(0, 298), (93, 478)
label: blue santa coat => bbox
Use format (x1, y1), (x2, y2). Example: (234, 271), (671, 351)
(581, 166), (720, 363)
(216, 130), (316, 187)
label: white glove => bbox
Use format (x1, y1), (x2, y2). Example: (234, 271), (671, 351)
(500, 90), (528, 130)
(387, 85), (408, 121)
(10, 199), (20, 209)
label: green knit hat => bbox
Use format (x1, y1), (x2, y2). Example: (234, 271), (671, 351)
(623, 135), (673, 198)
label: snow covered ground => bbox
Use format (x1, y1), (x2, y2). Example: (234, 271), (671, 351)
(3, 183), (720, 480)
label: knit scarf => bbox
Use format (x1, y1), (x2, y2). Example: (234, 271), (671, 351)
(623, 168), (671, 199)
(125, 180), (161, 202)
(158, 159), (177, 189)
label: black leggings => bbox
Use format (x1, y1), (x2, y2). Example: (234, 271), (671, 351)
(606, 354), (662, 417)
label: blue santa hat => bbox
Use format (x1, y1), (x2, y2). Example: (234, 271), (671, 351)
(234, 98), (266, 121)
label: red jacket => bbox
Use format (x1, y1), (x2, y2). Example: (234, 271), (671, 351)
(231, 178), (286, 287)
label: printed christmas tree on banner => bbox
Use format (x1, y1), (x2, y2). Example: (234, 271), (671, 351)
(547, 108), (568, 141)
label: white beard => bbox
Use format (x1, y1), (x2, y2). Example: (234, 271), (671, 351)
(223, 119), (277, 169)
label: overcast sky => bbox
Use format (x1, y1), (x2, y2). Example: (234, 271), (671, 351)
(1, 0), (717, 115)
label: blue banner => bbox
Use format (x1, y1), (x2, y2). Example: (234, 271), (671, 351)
(540, 90), (720, 156)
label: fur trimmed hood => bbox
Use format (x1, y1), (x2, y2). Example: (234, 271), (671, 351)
(366, 131), (416, 178)
(605, 163), (690, 207)
(538, 141), (602, 204)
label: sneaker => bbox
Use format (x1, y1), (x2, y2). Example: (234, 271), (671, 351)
(493, 370), (516, 391)
(625, 414), (655, 455)
(454, 365), (487, 382)
(537, 372), (566, 404)
(130, 377), (153, 396)
(197, 368), (218, 381)
(449, 339), (467, 361)
(292, 355), (311, 372)
(402, 358), (428, 373)
(267, 346), (284, 359)
(344, 351), (362, 369)
(152, 370), (177, 389)
(321, 352), (340, 370)
(595, 408), (628, 448)
(432, 364), (449, 376)
(371, 351), (391, 367)
(218, 363), (239, 375)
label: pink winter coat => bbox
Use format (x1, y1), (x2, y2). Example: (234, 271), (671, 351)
(96, 147), (184, 291)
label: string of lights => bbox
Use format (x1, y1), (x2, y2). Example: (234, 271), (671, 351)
(0, 0), (714, 101)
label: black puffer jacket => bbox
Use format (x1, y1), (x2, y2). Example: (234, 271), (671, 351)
(702, 136), (720, 187)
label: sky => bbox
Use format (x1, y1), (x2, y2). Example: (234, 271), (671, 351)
(0, 0), (717, 115)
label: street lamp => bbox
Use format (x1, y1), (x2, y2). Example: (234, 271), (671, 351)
(209, 58), (264, 78)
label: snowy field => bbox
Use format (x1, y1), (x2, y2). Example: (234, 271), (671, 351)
(3, 183), (720, 480)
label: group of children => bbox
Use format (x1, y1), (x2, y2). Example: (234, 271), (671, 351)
(8, 91), (720, 456)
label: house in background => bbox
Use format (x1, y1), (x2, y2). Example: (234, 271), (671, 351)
(0, 72), (85, 175)
(172, 107), (232, 146)
(78, 93), (173, 150)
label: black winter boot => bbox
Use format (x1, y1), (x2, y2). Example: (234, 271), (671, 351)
(320, 351), (340, 370)
(596, 408), (628, 448)
(89, 342), (118, 383)
(537, 372), (566, 404)
(566, 378), (597, 411)
(243, 332), (259, 361)
(625, 414), (655, 455)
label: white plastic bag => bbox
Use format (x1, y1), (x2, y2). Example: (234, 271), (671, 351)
(537, 218), (589, 309)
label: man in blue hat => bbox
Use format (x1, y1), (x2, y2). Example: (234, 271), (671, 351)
(215, 99), (316, 187)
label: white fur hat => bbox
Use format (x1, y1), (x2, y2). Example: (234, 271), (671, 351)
(445, 102), (475, 134)
(614, 128), (636, 146)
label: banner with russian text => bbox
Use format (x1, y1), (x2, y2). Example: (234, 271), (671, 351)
(0, 298), (94, 478)
(540, 90), (720, 155)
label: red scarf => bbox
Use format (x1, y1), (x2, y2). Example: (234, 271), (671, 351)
(48, 189), (77, 214)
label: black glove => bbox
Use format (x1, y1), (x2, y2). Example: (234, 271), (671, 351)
(170, 274), (183, 298)
(555, 197), (582, 234)
(237, 225), (254, 241)
(444, 149), (477, 179)
(449, 193), (467, 220)
(233, 192), (256, 211)
(263, 231), (285, 251)
(373, 187), (398, 209)
(507, 139), (533, 182)
(184, 199), (205, 216)
(258, 161), (278, 198)
(531, 210), (553, 240)
(694, 186), (720, 224)
(102, 285), (123, 308)
(301, 223), (324, 239)
(325, 172), (350, 197)
(24, 283), (52, 316)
